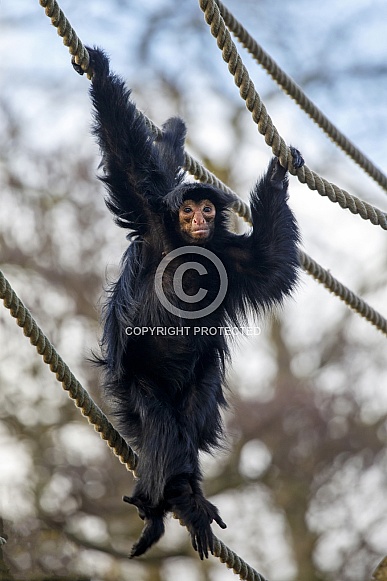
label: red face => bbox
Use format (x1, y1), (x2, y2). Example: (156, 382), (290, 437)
(178, 199), (216, 244)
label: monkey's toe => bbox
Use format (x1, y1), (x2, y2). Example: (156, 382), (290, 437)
(189, 523), (215, 560)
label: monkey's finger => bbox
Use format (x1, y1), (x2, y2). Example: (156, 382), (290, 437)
(191, 533), (198, 553)
(71, 56), (85, 76)
(213, 513), (227, 529)
(204, 527), (214, 556)
(197, 536), (206, 560)
(123, 495), (141, 508)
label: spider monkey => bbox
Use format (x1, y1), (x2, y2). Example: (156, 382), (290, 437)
(74, 47), (303, 560)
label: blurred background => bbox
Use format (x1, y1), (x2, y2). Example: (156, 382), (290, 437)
(1, 1), (387, 580)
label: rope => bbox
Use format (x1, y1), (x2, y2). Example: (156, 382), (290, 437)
(213, 537), (268, 581)
(39, 0), (92, 78)
(38, 0), (387, 231)
(0, 269), (138, 473)
(198, 0), (387, 231)
(299, 251), (387, 335)
(1, 271), (267, 580)
(214, 0), (387, 194)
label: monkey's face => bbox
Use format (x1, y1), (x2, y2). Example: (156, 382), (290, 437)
(178, 199), (216, 244)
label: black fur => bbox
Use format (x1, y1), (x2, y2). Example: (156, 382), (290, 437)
(81, 47), (302, 559)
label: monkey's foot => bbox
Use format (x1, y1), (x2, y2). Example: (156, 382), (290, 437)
(168, 489), (227, 559)
(123, 495), (166, 558)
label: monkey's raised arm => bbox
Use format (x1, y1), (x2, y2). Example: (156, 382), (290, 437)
(78, 47), (187, 233)
(242, 148), (303, 312)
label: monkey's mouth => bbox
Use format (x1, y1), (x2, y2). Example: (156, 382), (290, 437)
(191, 229), (209, 237)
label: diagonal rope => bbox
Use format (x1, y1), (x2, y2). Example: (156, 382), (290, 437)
(39, 0), (92, 77)
(0, 269), (138, 473)
(212, 537), (268, 581)
(214, 0), (387, 194)
(198, 0), (387, 231)
(299, 251), (387, 336)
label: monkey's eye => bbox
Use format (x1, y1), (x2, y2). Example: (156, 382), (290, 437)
(203, 206), (213, 213)
(183, 207), (193, 214)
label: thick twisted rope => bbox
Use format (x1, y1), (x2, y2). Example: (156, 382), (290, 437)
(0, 269), (138, 472)
(198, 0), (387, 231)
(213, 537), (268, 581)
(39, 0), (92, 77)
(214, 0), (387, 194)
(372, 556), (387, 581)
(38, 0), (387, 231)
(299, 251), (387, 335)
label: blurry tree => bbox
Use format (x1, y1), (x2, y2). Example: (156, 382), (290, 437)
(1, 1), (387, 581)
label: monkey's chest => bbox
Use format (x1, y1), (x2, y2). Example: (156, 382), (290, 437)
(154, 253), (225, 318)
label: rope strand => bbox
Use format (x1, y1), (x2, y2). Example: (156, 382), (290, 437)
(0, 269), (138, 473)
(214, 0), (387, 193)
(299, 251), (387, 335)
(39, 0), (92, 77)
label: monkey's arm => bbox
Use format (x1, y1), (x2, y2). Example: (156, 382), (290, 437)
(243, 148), (303, 311)
(78, 47), (186, 232)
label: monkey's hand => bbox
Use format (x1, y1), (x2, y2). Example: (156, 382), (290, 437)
(71, 46), (110, 80)
(289, 146), (304, 170)
(270, 146), (304, 184)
